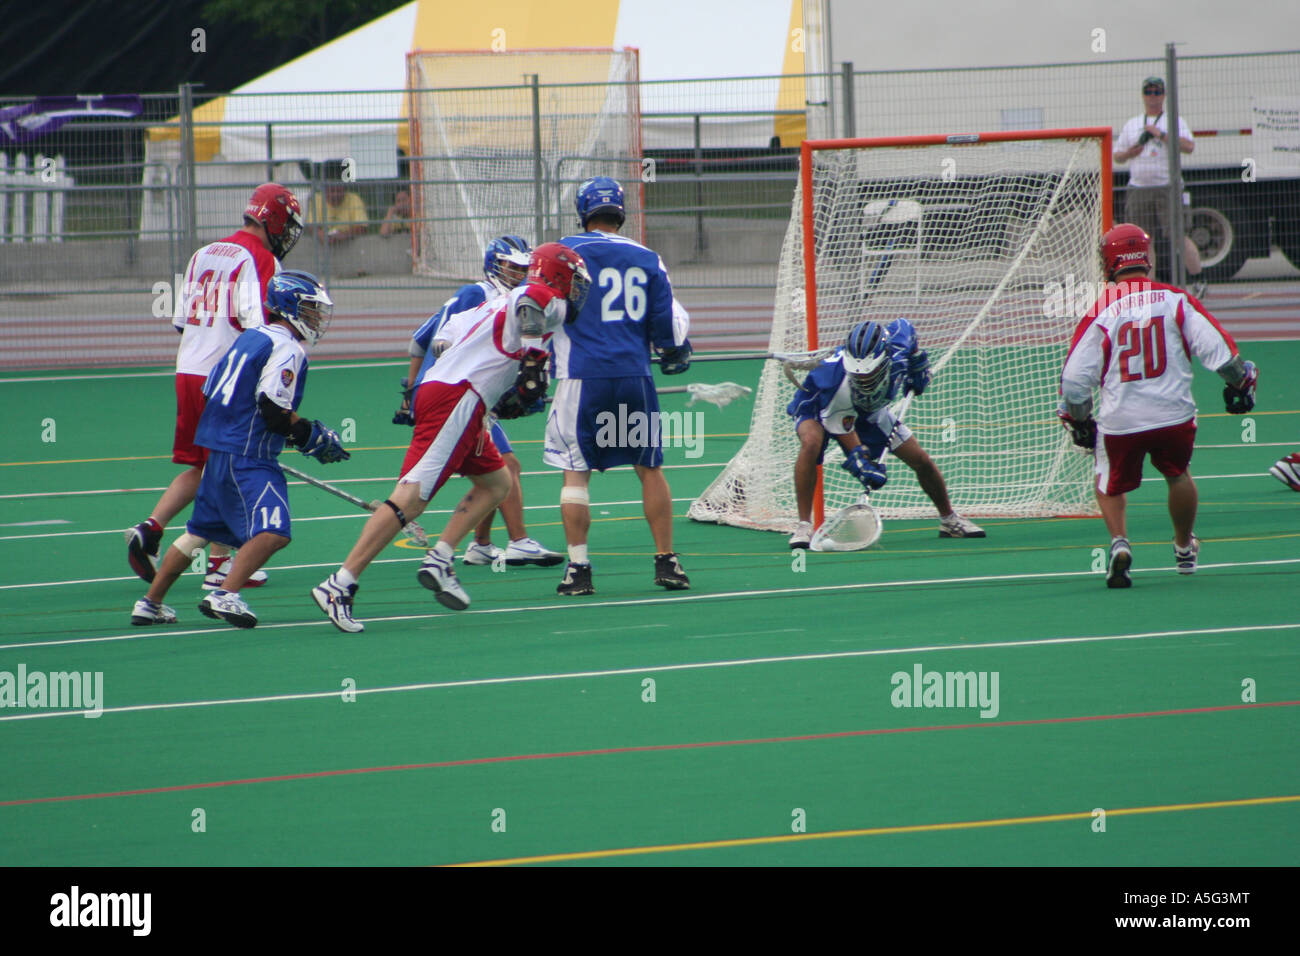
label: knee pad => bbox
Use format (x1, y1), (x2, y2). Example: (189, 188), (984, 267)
(560, 486), (590, 506)
(172, 532), (209, 557)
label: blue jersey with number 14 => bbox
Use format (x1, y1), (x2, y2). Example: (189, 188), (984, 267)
(195, 324), (308, 461)
(553, 231), (676, 379)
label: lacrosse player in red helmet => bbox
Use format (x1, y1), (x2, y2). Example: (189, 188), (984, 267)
(1059, 223), (1258, 587)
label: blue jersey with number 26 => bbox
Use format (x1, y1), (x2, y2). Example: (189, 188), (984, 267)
(552, 231), (676, 379)
(195, 324), (308, 461)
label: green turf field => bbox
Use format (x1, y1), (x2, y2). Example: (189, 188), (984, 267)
(0, 345), (1297, 866)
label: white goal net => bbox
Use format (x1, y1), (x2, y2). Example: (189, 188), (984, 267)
(406, 49), (642, 281)
(690, 129), (1112, 531)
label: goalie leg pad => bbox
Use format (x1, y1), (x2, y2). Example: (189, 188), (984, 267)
(560, 486), (590, 506)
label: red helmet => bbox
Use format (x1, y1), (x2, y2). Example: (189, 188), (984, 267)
(244, 183), (304, 261)
(1100, 223), (1151, 281)
(526, 242), (591, 318)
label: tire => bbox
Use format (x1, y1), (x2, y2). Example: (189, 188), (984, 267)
(1185, 200), (1249, 282)
(1277, 219), (1300, 272)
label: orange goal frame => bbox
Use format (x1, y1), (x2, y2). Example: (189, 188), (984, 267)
(798, 127), (1114, 524)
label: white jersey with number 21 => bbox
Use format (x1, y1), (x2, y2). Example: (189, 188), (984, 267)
(172, 230), (279, 376)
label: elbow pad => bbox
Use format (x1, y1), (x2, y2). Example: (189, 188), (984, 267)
(258, 394), (310, 444)
(516, 297), (548, 339)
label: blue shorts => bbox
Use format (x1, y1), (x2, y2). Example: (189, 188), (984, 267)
(188, 450), (292, 548)
(489, 420), (512, 455)
(543, 376), (664, 471)
(796, 406), (912, 464)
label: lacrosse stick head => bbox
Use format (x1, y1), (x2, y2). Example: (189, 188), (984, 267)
(810, 496), (882, 551)
(685, 381), (752, 409)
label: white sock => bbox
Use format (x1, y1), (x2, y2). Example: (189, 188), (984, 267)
(335, 567), (357, 589)
(434, 540), (455, 560)
(568, 543), (589, 565)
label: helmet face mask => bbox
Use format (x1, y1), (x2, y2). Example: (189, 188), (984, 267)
(245, 183), (304, 261)
(575, 176), (626, 230)
(484, 235), (532, 293)
(842, 320), (892, 407)
(265, 270), (333, 347)
(526, 242), (591, 320)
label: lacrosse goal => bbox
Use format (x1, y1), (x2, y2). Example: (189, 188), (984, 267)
(690, 127), (1113, 532)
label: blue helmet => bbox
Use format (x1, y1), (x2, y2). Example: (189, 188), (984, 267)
(483, 235), (532, 292)
(264, 270), (333, 347)
(575, 176), (625, 229)
(842, 320), (891, 406)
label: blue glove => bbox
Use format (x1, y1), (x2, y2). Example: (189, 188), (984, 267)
(659, 339), (693, 375)
(300, 420), (350, 463)
(841, 444), (887, 490)
(906, 348), (931, 396)
(885, 317), (917, 355)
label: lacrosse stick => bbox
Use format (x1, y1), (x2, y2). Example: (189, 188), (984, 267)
(543, 381), (752, 410)
(282, 463), (429, 548)
(809, 391), (916, 552)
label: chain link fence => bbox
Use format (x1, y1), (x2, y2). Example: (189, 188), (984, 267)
(1, 50), (1296, 368)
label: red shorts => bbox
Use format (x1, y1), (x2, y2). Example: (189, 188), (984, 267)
(173, 373), (210, 466)
(398, 380), (504, 500)
(1095, 419), (1196, 496)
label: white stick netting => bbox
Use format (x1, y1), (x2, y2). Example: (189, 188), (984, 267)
(691, 133), (1106, 530)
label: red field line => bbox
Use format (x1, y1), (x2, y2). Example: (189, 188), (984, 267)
(3, 700), (1294, 809)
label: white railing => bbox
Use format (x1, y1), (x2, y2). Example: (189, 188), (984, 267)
(0, 152), (74, 243)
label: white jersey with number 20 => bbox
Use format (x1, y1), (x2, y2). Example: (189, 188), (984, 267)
(1060, 280), (1237, 435)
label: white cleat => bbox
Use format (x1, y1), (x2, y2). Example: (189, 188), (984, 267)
(1174, 535), (1201, 575)
(1107, 538), (1133, 589)
(417, 551), (471, 610)
(311, 574), (364, 634)
(461, 542), (504, 566)
(130, 597), (177, 627)
(202, 555), (269, 591)
(197, 589), (258, 629)
(939, 513), (986, 538)
(1270, 453), (1300, 492)
(789, 521), (813, 550)
(504, 537), (565, 567)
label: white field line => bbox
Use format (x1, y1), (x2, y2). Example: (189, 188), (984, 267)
(2, 558), (1297, 655)
(0, 497), (698, 544)
(0, 361), (405, 384)
(2, 617), (1297, 722)
(0, 461), (729, 500)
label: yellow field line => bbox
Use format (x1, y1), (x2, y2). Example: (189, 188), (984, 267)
(451, 793), (1300, 866)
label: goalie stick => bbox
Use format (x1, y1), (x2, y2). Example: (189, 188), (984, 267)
(281, 464), (430, 548)
(809, 391), (916, 552)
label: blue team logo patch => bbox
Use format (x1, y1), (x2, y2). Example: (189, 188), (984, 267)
(842, 416), (856, 431)
(280, 368), (294, 387)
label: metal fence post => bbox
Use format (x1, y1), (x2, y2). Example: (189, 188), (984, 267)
(1165, 42), (1186, 287)
(178, 82), (198, 257)
(841, 61), (855, 139)
(694, 113), (706, 257)
(265, 123), (274, 182)
(530, 74), (544, 245)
